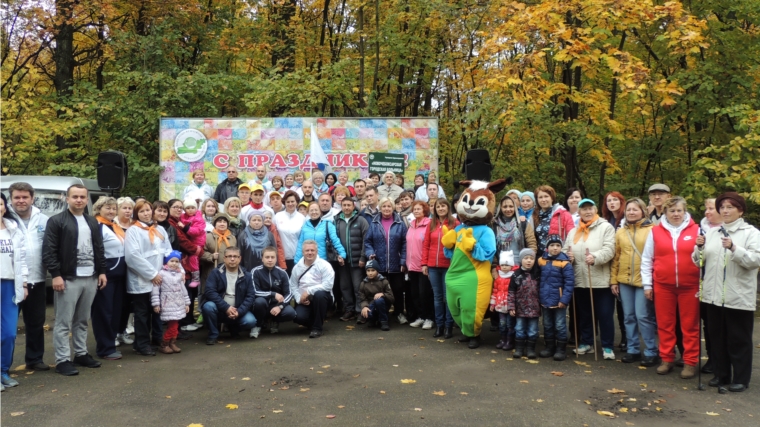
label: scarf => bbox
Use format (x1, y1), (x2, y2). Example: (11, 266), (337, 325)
(213, 228), (231, 248)
(134, 220), (165, 244)
(243, 225), (269, 260)
(573, 214), (600, 244)
(96, 216), (125, 241)
(495, 214), (520, 249)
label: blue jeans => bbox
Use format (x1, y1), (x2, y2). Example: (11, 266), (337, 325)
(368, 297), (390, 323)
(542, 307), (568, 341)
(1, 280), (19, 375)
(499, 312), (515, 335)
(428, 267), (454, 327)
(574, 287), (615, 348)
(619, 284), (658, 357)
(202, 301), (257, 340)
(515, 317), (539, 340)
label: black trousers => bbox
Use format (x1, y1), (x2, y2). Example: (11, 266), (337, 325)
(383, 273), (406, 318)
(253, 297), (297, 324)
(19, 282), (46, 364)
(294, 291), (333, 332)
(91, 275), (125, 357)
(286, 259), (295, 277)
(706, 304), (754, 386)
(408, 271), (434, 321)
(131, 292), (153, 351)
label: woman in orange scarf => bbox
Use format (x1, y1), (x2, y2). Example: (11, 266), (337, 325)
(200, 213), (237, 311)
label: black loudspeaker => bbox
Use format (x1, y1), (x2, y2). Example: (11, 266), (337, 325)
(97, 151), (128, 191)
(462, 149), (492, 181)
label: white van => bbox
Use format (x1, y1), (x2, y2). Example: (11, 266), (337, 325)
(0, 175), (109, 217)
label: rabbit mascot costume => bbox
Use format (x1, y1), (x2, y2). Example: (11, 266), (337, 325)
(442, 179), (507, 348)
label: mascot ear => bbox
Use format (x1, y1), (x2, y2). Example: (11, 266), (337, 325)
(487, 178), (508, 194)
(458, 180), (472, 188)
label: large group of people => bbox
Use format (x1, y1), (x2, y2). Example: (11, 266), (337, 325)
(1, 169), (758, 396)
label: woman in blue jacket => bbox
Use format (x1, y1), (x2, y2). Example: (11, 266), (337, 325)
(295, 203), (346, 263)
(364, 197), (408, 324)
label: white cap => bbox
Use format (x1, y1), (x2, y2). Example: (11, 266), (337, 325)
(499, 250), (514, 267)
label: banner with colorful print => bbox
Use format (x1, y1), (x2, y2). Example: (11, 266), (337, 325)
(159, 117), (439, 201)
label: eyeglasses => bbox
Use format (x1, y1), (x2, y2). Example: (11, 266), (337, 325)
(224, 255), (240, 258)
(170, 206), (183, 210)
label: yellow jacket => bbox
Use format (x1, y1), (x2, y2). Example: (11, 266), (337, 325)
(610, 219), (653, 287)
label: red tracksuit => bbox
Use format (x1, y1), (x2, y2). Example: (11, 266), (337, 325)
(651, 219), (701, 366)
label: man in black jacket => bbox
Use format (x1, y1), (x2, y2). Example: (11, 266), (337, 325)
(42, 184), (107, 376)
(250, 247), (296, 338)
(213, 165), (244, 204)
(335, 198), (369, 321)
(202, 246), (256, 345)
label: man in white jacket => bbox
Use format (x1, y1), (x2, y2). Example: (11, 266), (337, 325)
(8, 182), (50, 372)
(290, 240), (334, 338)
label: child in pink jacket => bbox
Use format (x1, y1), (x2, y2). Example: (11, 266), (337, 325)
(179, 198), (207, 288)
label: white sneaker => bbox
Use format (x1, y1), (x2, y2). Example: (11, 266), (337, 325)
(249, 327), (261, 339)
(603, 348), (615, 360)
(422, 320), (434, 330)
(181, 323), (202, 332)
(115, 339), (121, 347)
(270, 322), (279, 334)
(117, 333), (134, 345)
(410, 318), (425, 328)
(397, 313), (408, 325)
(125, 314), (135, 335)
(573, 344), (592, 355)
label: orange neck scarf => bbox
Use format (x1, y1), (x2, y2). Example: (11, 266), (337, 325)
(96, 216), (125, 242)
(134, 221), (165, 244)
(213, 228), (231, 248)
(573, 214), (599, 244)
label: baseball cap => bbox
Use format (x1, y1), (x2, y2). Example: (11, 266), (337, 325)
(268, 191), (282, 199)
(238, 183), (252, 191)
(648, 183), (670, 193)
(249, 183), (265, 193)
(578, 198), (595, 207)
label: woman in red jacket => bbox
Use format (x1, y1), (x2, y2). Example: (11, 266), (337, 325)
(533, 185), (575, 257)
(641, 196), (701, 379)
(421, 199), (459, 339)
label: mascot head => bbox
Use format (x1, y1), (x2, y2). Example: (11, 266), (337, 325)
(455, 179), (508, 225)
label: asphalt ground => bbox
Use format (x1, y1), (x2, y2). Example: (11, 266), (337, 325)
(1, 305), (759, 427)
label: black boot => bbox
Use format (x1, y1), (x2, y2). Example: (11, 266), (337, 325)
(526, 339), (537, 359)
(513, 339), (526, 358)
(539, 339), (556, 358)
(443, 326), (454, 339)
(458, 335), (471, 343)
(496, 334), (508, 349)
(468, 336), (481, 349)
(433, 326), (444, 338)
(503, 332), (515, 351)
(554, 340), (567, 361)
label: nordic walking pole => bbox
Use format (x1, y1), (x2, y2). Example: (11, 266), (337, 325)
(572, 292), (579, 358)
(586, 248), (598, 361)
(697, 228), (706, 391)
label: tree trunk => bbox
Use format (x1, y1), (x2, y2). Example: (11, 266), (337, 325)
(54, 0), (76, 151)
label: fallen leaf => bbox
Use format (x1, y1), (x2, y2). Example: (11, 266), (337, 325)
(337, 405), (345, 409)
(273, 410), (283, 413)
(584, 370), (592, 373)
(551, 371), (564, 377)
(165, 396), (171, 399)
(432, 390), (446, 396)
(226, 404), (239, 410)
(10, 412), (25, 417)
(631, 408), (637, 413)
(377, 337), (384, 340)
(597, 410), (616, 418)
(187, 424), (204, 427)
(300, 388), (310, 392)
(723, 408), (732, 412)
(345, 326), (355, 330)
(401, 379), (417, 384)
(639, 383), (647, 388)
(607, 388), (626, 394)
(574, 360), (590, 367)
(520, 380), (529, 384)
(526, 360), (539, 364)
(25, 371), (34, 375)
(317, 371), (324, 374)
(437, 339), (445, 343)
(491, 359), (496, 363)
(628, 398), (637, 402)
(352, 374), (360, 378)
(656, 407), (662, 412)
(638, 366), (647, 370)
(625, 423), (635, 426)
(536, 399), (544, 403)
(379, 391), (386, 394)
(460, 392), (468, 395)
(414, 408), (422, 411)
(393, 364), (399, 367)
(620, 408), (628, 413)
(584, 400), (591, 405)
(326, 415), (336, 419)
(12, 365), (26, 371)
(280, 386), (289, 390)
(706, 412), (719, 416)
(241, 377), (250, 381)
(322, 365), (331, 369)
(230, 377), (236, 380)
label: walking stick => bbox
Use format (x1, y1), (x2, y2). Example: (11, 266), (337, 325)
(697, 228), (706, 391)
(586, 248), (598, 361)
(572, 292), (579, 358)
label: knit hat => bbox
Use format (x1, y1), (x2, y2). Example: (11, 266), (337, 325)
(365, 259), (378, 271)
(506, 189), (522, 199)
(546, 234), (563, 247)
(518, 248), (536, 264)
(164, 250), (182, 265)
(521, 191), (536, 205)
(183, 198), (198, 208)
(715, 192), (746, 213)
(212, 213), (230, 226)
(499, 250), (514, 267)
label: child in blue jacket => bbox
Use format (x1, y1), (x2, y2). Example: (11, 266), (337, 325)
(537, 234), (574, 361)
